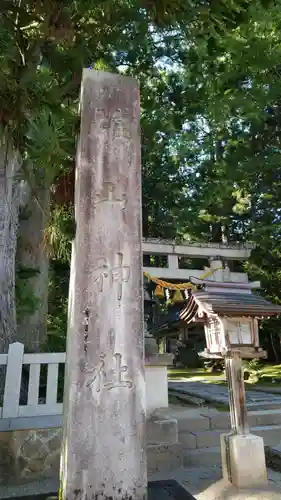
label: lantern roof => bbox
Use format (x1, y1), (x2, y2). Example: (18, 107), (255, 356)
(180, 279), (281, 323)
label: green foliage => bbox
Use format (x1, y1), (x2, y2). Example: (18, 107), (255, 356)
(185, 2), (281, 238)
(43, 0), (281, 354)
(45, 204), (75, 263)
(243, 358), (263, 383)
(173, 339), (205, 368)
(139, 71), (191, 237)
(0, 0), (260, 161)
(171, 0), (281, 356)
(24, 109), (75, 187)
(15, 266), (40, 322)
(46, 260), (70, 352)
(3, 0), (281, 353)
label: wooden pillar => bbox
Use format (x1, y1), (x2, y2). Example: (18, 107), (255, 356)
(60, 70), (147, 500)
(225, 352), (249, 435)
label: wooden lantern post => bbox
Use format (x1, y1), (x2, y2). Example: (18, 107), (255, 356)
(225, 352), (249, 436)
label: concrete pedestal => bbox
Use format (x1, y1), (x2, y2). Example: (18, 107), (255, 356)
(145, 354), (173, 416)
(221, 433), (268, 488)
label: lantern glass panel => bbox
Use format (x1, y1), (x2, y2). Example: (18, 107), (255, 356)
(205, 318), (222, 352)
(227, 319), (253, 345)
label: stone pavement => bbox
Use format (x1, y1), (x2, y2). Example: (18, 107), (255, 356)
(1, 481), (196, 500)
(169, 380), (281, 409)
(2, 466), (281, 500)
(150, 466), (281, 500)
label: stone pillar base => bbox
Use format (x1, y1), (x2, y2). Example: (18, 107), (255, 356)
(221, 433), (268, 488)
(145, 353), (173, 415)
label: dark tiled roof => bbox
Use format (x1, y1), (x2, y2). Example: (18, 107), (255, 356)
(180, 291), (281, 323)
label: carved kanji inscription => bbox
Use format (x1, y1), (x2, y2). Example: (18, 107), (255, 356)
(112, 253), (130, 300)
(86, 352), (132, 394)
(92, 258), (109, 292)
(95, 182), (127, 209)
(92, 253), (130, 299)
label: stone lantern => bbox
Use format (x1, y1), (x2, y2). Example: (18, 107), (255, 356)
(180, 278), (281, 488)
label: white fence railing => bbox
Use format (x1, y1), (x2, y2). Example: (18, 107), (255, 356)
(0, 342), (65, 419)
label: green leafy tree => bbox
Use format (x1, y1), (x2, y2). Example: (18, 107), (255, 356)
(0, 0), (265, 352)
(177, 0), (281, 360)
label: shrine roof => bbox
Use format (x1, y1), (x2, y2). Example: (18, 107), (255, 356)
(179, 290), (281, 323)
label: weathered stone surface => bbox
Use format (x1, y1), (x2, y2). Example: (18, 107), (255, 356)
(0, 421), (180, 487)
(0, 433), (16, 483)
(207, 412), (231, 430)
(182, 446), (221, 467)
(195, 430), (223, 449)
(221, 433), (268, 488)
(178, 432), (197, 449)
(147, 443), (182, 474)
(177, 415), (210, 433)
(250, 409), (281, 427)
(147, 418), (178, 445)
(0, 428), (61, 485)
(61, 70), (146, 500)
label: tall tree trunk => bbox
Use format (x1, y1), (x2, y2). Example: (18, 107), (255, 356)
(0, 140), (21, 353)
(16, 185), (50, 352)
(211, 222), (222, 242)
(270, 332), (281, 364)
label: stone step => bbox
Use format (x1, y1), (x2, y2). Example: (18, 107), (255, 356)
(169, 385), (281, 412)
(171, 408), (281, 434)
(147, 417), (178, 445)
(183, 409), (281, 431)
(252, 409), (281, 427)
(248, 402), (281, 411)
(176, 415), (210, 433)
(180, 424), (281, 450)
(147, 443), (182, 475)
(182, 447), (221, 467)
(253, 425), (281, 446)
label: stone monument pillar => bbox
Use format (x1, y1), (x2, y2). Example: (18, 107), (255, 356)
(60, 70), (147, 500)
